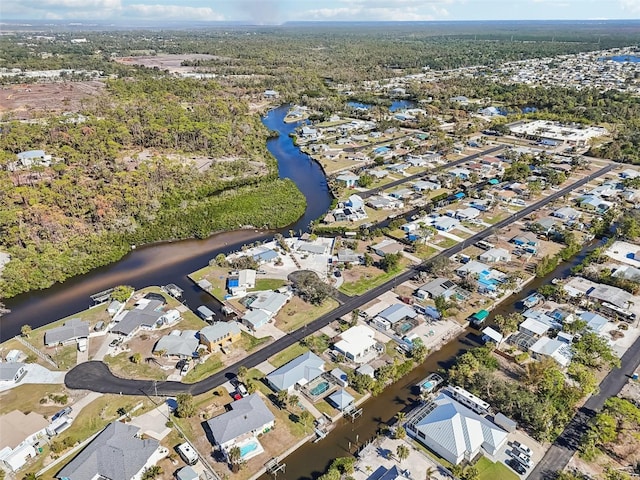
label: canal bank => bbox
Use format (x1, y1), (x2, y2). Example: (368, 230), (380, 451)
(0, 105), (332, 341)
(259, 241), (599, 480)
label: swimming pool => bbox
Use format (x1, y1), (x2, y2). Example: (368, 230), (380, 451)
(421, 380), (434, 390)
(239, 440), (259, 458)
(310, 381), (330, 396)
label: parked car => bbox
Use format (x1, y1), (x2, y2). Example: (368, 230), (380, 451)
(237, 383), (249, 397)
(52, 407), (72, 422)
(505, 458), (526, 475)
(109, 338), (123, 348)
(334, 270), (342, 278)
(176, 359), (187, 370)
(180, 361), (190, 376)
(507, 449), (532, 468)
(511, 441), (532, 457)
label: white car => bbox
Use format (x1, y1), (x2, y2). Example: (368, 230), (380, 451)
(511, 441), (532, 457)
(507, 449), (532, 468)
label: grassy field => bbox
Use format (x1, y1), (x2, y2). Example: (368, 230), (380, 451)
(252, 278), (287, 291)
(269, 343), (309, 368)
(188, 264), (229, 302)
(104, 351), (168, 381)
(483, 211), (510, 225)
(239, 331), (272, 352)
(275, 297), (339, 333)
(0, 384), (69, 416)
(413, 244), (438, 260)
(436, 237), (458, 249)
(476, 456), (519, 480)
(183, 355), (223, 383)
(339, 258), (409, 296)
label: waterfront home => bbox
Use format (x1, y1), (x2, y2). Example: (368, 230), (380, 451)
(416, 277), (458, 300)
(251, 248), (279, 264)
(112, 295), (167, 337)
(227, 269), (257, 297)
(612, 264), (640, 282)
(456, 261), (506, 294)
(519, 317), (551, 338)
(479, 247), (512, 264)
(579, 312), (609, 334)
(405, 390), (507, 465)
(153, 330), (199, 359)
(199, 322), (241, 352)
(333, 325), (377, 363)
(356, 364), (375, 379)
(0, 410), (48, 471)
(206, 394), (274, 462)
(266, 351), (324, 393)
(481, 327), (504, 345)
(56, 422), (162, 480)
(336, 172), (359, 188)
(371, 239), (404, 257)
(327, 389), (355, 411)
(244, 290), (289, 318)
(300, 126), (319, 140)
(347, 194), (364, 210)
(44, 318), (89, 347)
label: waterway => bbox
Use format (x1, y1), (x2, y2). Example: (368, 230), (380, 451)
(600, 55), (640, 63)
(265, 241), (598, 480)
(0, 105), (332, 341)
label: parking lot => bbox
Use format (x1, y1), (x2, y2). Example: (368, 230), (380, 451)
(487, 429), (546, 478)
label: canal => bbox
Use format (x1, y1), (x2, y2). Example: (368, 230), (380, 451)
(266, 241), (599, 480)
(0, 105), (332, 341)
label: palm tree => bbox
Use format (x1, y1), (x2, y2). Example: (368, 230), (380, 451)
(237, 366), (248, 383)
(425, 467), (436, 480)
(20, 324), (32, 338)
(277, 390), (289, 409)
(396, 445), (410, 463)
(394, 411), (406, 424)
(228, 446), (241, 465)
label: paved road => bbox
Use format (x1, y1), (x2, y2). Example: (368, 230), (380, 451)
(359, 145), (504, 199)
(65, 163), (615, 396)
(529, 332), (640, 480)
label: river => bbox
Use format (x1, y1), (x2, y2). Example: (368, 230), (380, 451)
(0, 105), (332, 341)
(267, 242), (598, 480)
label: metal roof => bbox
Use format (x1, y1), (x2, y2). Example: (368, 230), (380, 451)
(377, 304), (417, 324)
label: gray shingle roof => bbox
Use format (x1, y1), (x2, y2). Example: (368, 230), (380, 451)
(114, 299), (165, 336)
(199, 322), (241, 343)
(377, 304), (417, 324)
(153, 331), (199, 357)
(45, 318), (89, 345)
(206, 394), (275, 446)
(0, 363), (25, 381)
(265, 351), (324, 392)
(56, 422), (159, 480)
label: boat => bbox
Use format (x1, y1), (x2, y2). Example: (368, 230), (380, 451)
(469, 309), (489, 327)
(416, 373), (443, 395)
(522, 293), (543, 308)
(162, 283), (183, 299)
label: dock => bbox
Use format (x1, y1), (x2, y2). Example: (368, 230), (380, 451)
(90, 288), (114, 305)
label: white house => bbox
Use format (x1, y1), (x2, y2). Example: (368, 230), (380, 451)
(9, 150), (53, 171)
(227, 269), (257, 296)
(405, 391), (507, 465)
(479, 247), (512, 263)
(333, 325), (377, 363)
(0, 411), (49, 472)
(0, 363), (26, 384)
(371, 239), (404, 257)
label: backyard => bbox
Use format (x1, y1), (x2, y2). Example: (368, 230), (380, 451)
(339, 257), (410, 296)
(275, 297), (339, 333)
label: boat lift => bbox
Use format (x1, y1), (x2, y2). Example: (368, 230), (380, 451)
(265, 458), (286, 478)
(90, 288), (114, 305)
(343, 404), (363, 422)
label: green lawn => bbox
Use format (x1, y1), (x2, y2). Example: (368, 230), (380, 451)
(413, 244), (438, 260)
(252, 278), (287, 291)
(436, 237), (458, 249)
(183, 355), (224, 383)
(239, 331), (272, 352)
(275, 297), (339, 333)
(484, 212), (509, 225)
(188, 265), (229, 302)
(0, 384), (69, 416)
(339, 259), (409, 296)
(475, 456), (519, 480)
(269, 343), (309, 368)
(103, 352), (168, 381)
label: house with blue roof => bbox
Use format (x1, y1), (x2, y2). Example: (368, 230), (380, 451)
(266, 351), (325, 393)
(580, 312), (609, 334)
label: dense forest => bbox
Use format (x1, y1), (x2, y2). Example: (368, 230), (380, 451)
(0, 78), (305, 298)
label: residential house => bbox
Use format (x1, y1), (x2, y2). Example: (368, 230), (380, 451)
(57, 422), (162, 480)
(389, 188), (413, 200)
(300, 126), (319, 140)
(112, 295), (167, 337)
(153, 330), (199, 358)
(413, 180), (441, 192)
(529, 336), (573, 367)
(266, 351), (325, 393)
(620, 169), (640, 179)
(371, 239), (404, 257)
(388, 163), (410, 174)
(579, 195), (613, 212)
(333, 325), (377, 363)
(372, 304), (417, 331)
(9, 150), (52, 171)
(479, 247), (512, 264)
(579, 312), (609, 334)
(367, 195), (403, 210)
(206, 394), (275, 461)
(44, 318), (89, 347)
(227, 269), (257, 297)
(252, 248), (279, 264)
(336, 172), (359, 188)
(456, 261), (506, 294)
(481, 327), (504, 345)
(533, 217), (559, 236)
(327, 389), (355, 411)
(469, 199), (492, 212)
(455, 207), (481, 221)
(368, 169), (388, 179)
(612, 265), (640, 282)
(0, 363), (26, 384)
(336, 249), (361, 265)
(263, 90), (279, 99)
(405, 391), (507, 465)
(356, 364), (375, 379)
(0, 411), (50, 472)
(434, 216), (460, 232)
(449, 96), (469, 105)
(199, 323), (241, 352)
(449, 168), (470, 180)
(495, 189), (518, 204)
(244, 290), (289, 321)
(519, 318), (551, 338)
(407, 156), (427, 167)
(346, 194), (364, 210)
(553, 206), (581, 221)
(416, 278), (458, 300)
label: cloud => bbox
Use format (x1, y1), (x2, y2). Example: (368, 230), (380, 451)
(301, 0), (454, 21)
(125, 4), (224, 21)
(620, 0), (640, 13)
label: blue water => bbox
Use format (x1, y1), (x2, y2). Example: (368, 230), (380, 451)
(422, 381), (434, 389)
(310, 381), (330, 396)
(390, 100), (417, 112)
(239, 441), (259, 458)
(600, 55), (640, 63)
(347, 101), (372, 110)
(262, 105), (333, 233)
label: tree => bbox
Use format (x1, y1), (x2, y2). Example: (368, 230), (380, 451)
(461, 466), (479, 480)
(573, 332), (620, 369)
(288, 394), (299, 408)
(494, 312), (522, 337)
(299, 410), (313, 429)
(246, 379), (257, 394)
(228, 446), (241, 465)
(130, 352), (142, 364)
(381, 252), (402, 273)
(176, 393), (196, 418)
(394, 426), (406, 440)
(277, 390), (289, 409)
(237, 366), (248, 382)
(425, 467), (436, 480)
(358, 173), (373, 188)
(363, 252), (374, 267)
(20, 324), (32, 338)
(411, 341), (428, 363)
(396, 444), (410, 463)
(434, 295), (449, 316)
(111, 285), (134, 303)
(141, 466), (162, 480)
(214, 253), (228, 267)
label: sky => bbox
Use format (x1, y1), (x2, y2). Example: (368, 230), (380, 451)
(2, 0), (640, 23)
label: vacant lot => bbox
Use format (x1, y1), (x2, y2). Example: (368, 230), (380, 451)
(275, 297), (339, 333)
(0, 81), (104, 119)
